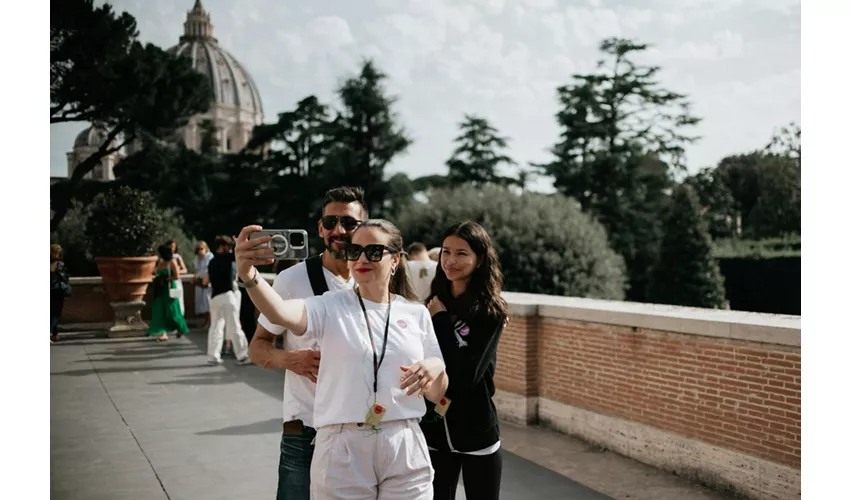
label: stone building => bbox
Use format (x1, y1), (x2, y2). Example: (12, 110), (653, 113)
(64, 0), (265, 180)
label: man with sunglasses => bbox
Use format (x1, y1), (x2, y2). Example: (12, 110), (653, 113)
(247, 186), (367, 500)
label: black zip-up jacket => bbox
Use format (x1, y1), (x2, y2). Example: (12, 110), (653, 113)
(421, 309), (505, 453)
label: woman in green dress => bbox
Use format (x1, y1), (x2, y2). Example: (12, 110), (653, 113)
(147, 244), (189, 341)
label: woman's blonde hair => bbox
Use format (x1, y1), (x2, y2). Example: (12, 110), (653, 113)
(51, 244), (63, 262)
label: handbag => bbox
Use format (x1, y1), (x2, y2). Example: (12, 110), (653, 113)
(169, 287), (181, 299)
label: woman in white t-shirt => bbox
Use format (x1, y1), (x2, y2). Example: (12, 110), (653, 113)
(234, 219), (448, 500)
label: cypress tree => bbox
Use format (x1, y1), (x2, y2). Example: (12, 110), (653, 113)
(649, 184), (727, 308)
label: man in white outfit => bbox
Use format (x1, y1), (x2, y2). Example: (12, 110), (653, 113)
(204, 235), (252, 365)
(247, 187), (366, 500)
(406, 242), (438, 303)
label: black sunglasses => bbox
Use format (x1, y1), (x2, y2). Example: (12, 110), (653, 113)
(321, 215), (361, 232)
(343, 244), (399, 262)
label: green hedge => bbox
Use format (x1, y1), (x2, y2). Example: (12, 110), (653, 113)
(395, 185), (627, 300)
(717, 256), (800, 315)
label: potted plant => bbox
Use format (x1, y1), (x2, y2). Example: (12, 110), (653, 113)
(86, 185), (165, 303)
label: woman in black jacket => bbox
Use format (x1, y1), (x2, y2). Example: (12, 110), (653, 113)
(422, 221), (508, 500)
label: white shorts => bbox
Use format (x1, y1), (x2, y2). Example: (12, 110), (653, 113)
(310, 419), (433, 500)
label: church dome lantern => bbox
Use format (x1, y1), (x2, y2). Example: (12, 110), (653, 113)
(165, 0), (264, 152)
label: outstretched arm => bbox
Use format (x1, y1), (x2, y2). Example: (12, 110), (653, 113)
(235, 225), (309, 336)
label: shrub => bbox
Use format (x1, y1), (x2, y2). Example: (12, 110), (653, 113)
(50, 200), (98, 276)
(713, 236), (800, 259)
(395, 185), (627, 300)
(85, 186), (166, 257)
(648, 185), (727, 308)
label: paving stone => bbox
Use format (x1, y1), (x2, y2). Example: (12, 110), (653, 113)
(51, 330), (722, 500)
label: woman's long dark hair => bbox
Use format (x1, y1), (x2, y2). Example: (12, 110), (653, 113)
(428, 221), (507, 322)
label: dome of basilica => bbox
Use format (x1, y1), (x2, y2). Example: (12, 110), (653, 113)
(167, 1), (263, 116)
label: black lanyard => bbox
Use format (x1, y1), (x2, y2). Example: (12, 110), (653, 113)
(356, 289), (392, 394)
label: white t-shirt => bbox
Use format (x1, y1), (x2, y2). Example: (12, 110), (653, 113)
(302, 289), (444, 429)
(407, 259), (438, 303)
(258, 261), (355, 429)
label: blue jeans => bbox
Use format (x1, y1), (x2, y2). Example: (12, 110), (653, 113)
(276, 425), (316, 500)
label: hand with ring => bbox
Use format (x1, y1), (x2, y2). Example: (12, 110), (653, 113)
(400, 359), (443, 397)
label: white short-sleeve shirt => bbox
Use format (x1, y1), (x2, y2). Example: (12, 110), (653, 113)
(303, 289), (444, 429)
(258, 262), (354, 428)
(407, 259), (438, 303)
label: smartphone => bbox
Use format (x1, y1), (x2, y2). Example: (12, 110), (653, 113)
(249, 229), (309, 260)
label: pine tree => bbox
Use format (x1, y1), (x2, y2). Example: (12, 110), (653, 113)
(649, 185), (727, 308)
(535, 37), (701, 301)
(446, 114), (515, 186)
(326, 59), (411, 215)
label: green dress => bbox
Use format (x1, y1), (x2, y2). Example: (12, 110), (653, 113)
(147, 268), (189, 336)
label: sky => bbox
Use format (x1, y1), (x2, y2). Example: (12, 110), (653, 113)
(50, 0), (800, 191)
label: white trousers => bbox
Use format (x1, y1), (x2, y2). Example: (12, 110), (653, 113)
(206, 291), (248, 361)
(310, 419), (433, 500)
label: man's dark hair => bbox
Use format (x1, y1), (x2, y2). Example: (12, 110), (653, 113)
(408, 242), (427, 255)
(214, 235), (234, 250)
(323, 186), (367, 218)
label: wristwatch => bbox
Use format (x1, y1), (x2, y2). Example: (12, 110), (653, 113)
(237, 269), (260, 289)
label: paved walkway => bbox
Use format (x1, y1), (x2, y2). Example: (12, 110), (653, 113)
(51, 332), (733, 500)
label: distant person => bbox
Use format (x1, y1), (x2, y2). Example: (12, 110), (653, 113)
(193, 241), (214, 325)
(164, 240), (189, 315)
(147, 244), (190, 342)
(203, 235), (251, 365)
(428, 247), (441, 262)
(50, 244), (71, 343)
(407, 242), (438, 303)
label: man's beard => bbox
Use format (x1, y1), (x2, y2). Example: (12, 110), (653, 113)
(326, 236), (349, 259)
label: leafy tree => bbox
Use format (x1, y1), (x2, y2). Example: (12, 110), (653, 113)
(446, 114), (516, 186)
(535, 37), (700, 302)
(514, 166), (537, 191)
(50, 0), (213, 232)
(239, 95), (339, 230)
(694, 148), (800, 239)
(384, 173), (417, 217)
(685, 166), (738, 238)
(50, 201), (98, 277)
(411, 174), (451, 193)
(198, 119), (220, 155)
(715, 152), (762, 224)
(325, 59), (412, 215)
(113, 142), (226, 238)
(748, 154), (801, 238)
(648, 185), (726, 308)
(396, 185), (627, 299)
(765, 121), (801, 166)
(247, 95), (336, 178)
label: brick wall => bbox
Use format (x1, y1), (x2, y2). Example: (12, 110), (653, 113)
(494, 292), (801, 500)
(537, 319), (800, 467)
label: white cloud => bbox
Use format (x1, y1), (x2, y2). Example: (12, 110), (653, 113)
(309, 16), (355, 49)
(51, 0), (800, 183)
(564, 7), (623, 46)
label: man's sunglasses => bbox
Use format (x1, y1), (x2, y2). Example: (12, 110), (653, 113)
(343, 244), (399, 262)
(321, 215), (361, 232)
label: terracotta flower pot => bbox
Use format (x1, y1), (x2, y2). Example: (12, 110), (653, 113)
(95, 256), (158, 303)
